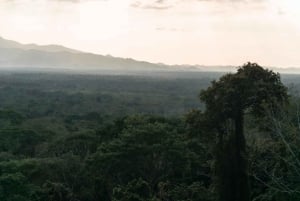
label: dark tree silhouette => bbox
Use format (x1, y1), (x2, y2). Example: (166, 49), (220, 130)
(200, 62), (288, 201)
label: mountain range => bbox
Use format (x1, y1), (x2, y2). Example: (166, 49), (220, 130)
(0, 36), (190, 74)
(0, 36), (299, 74)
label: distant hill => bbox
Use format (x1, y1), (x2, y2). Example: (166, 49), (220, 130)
(0, 36), (80, 53)
(0, 47), (169, 71)
(0, 36), (185, 73)
(0, 36), (299, 74)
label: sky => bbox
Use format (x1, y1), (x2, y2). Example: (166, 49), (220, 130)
(0, 0), (300, 67)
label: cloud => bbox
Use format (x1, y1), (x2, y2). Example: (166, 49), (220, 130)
(3, 0), (103, 3)
(59, 0), (91, 1)
(156, 26), (185, 31)
(196, 0), (266, 2)
(277, 8), (285, 16)
(52, 0), (105, 2)
(130, 0), (266, 10)
(130, 0), (173, 10)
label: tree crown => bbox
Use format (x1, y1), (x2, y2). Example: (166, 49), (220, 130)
(200, 62), (288, 121)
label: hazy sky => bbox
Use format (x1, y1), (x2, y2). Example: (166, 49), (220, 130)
(0, 0), (300, 67)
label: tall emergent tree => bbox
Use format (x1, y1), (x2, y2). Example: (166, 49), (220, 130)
(200, 62), (288, 201)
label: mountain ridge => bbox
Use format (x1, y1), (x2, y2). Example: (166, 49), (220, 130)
(0, 36), (181, 72)
(0, 36), (300, 74)
(0, 36), (81, 54)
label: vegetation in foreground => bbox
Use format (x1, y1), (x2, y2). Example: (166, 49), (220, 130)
(0, 65), (299, 200)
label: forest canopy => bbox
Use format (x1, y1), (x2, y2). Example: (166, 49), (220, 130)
(0, 66), (298, 201)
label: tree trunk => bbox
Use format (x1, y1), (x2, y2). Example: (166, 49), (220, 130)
(233, 110), (250, 201)
(218, 110), (250, 201)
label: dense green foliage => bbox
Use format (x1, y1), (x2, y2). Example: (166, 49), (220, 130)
(0, 72), (218, 117)
(0, 113), (214, 201)
(200, 63), (288, 201)
(0, 70), (299, 200)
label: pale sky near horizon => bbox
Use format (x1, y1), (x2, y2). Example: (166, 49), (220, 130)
(0, 0), (300, 67)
